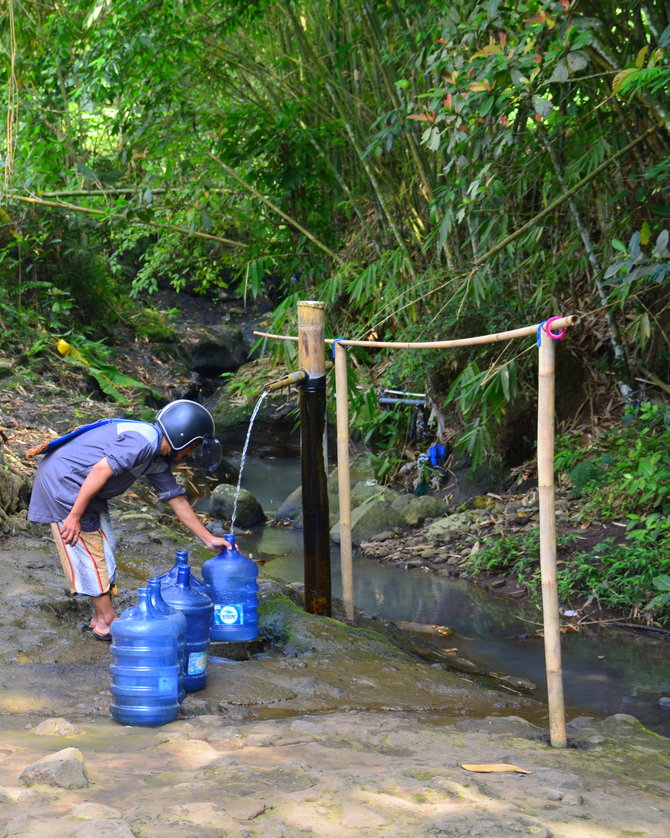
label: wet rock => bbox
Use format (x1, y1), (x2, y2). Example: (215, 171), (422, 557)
(187, 324), (251, 377)
(70, 819), (136, 838)
(70, 802), (124, 820)
(0, 468), (24, 519)
(276, 485), (302, 519)
(0, 787), (43, 805)
(19, 747), (89, 789)
(33, 718), (80, 736)
(210, 484), (266, 527)
(400, 495), (448, 527)
(426, 512), (476, 541)
(659, 696), (670, 708)
(330, 500), (406, 546)
(350, 480), (399, 506)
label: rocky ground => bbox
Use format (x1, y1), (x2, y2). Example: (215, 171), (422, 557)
(0, 525), (668, 838)
(0, 295), (669, 835)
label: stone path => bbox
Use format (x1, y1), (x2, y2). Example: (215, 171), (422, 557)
(1, 710), (669, 837)
(0, 534), (668, 837)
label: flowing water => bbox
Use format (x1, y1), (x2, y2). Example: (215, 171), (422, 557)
(233, 456), (670, 737)
(230, 392), (267, 531)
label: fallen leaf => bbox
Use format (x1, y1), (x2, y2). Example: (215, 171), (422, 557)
(461, 763), (532, 774)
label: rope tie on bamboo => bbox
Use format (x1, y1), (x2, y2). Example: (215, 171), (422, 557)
(536, 317), (567, 347)
(331, 337), (349, 358)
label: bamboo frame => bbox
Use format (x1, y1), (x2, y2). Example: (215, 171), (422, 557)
(335, 341), (354, 620)
(255, 311), (577, 748)
(537, 329), (567, 747)
(297, 302), (332, 616)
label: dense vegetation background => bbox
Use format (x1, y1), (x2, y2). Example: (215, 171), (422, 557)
(1, 1), (669, 620)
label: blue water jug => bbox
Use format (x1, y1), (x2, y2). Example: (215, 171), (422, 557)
(157, 549), (209, 594)
(147, 577), (187, 704)
(109, 587), (180, 727)
(201, 533), (259, 642)
(161, 566), (213, 692)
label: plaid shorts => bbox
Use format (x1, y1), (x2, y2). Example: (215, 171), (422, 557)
(51, 512), (117, 597)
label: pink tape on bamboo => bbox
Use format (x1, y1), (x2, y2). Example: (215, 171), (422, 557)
(544, 317), (566, 340)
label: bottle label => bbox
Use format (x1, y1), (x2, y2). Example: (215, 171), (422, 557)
(158, 675), (179, 699)
(187, 652), (207, 675)
(213, 604), (244, 625)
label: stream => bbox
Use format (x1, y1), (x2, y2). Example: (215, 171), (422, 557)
(231, 456), (670, 738)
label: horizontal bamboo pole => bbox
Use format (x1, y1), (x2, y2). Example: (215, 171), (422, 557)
(254, 314), (578, 349)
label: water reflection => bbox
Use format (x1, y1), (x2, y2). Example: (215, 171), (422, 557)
(232, 458), (670, 737)
(242, 525), (670, 737)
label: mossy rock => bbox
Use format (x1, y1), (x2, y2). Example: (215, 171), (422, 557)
(258, 592), (410, 660)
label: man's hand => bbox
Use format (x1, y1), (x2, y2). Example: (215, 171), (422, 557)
(204, 535), (232, 552)
(60, 457), (114, 546)
(60, 512), (82, 546)
(167, 495), (231, 551)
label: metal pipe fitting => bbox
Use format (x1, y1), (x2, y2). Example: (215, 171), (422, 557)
(264, 369), (308, 392)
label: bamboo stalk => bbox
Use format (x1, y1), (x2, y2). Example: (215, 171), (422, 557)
(298, 301), (332, 617)
(540, 128), (633, 403)
(35, 187), (231, 198)
(473, 121), (661, 267)
(4, 193), (247, 248)
(335, 341), (354, 620)
(208, 153), (342, 263)
(254, 314), (578, 349)
(537, 328), (567, 749)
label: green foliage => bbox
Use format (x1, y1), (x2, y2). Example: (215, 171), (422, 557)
(1, 0), (669, 469)
(58, 339), (162, 405)
(563, 403), (670, 519)
(467, 522), (670, 624)
(560, 520), (670, 623)
(129, 308), (179, 342)
(647, 574), (670, 614)
(469, 529), (542, 579)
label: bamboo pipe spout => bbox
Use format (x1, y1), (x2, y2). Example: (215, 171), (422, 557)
(264, 369), (308, 392)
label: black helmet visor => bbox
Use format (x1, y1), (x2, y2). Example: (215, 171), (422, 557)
(191, 437), (222, 472)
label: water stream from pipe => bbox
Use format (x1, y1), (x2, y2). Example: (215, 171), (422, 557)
(230, 392), (267, 531)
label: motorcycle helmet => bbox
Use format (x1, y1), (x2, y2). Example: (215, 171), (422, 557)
(155, 399), (222, 471)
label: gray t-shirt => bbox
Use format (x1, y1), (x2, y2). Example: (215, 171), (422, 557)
(28, 421), (185, 531)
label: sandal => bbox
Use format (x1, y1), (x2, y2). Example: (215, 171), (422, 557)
(84, 626), (112, 642)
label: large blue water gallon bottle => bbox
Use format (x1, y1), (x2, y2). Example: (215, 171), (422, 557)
(201, 533), (259, 642)
(147, 577), (187, 704)
(161, 566), (213, 692)
(157, 549), (209, 594)
(109, 587), (180, 727)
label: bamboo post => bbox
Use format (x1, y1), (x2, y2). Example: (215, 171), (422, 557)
(297, 301), (332, 616)
(537, 326), (567, 748)
(334, 341), (354, 620)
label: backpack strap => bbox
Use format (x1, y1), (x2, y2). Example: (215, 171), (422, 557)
(111, 420), (163, 475)
(26, 419), (113, 459)
(25, 419), (162, 472)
